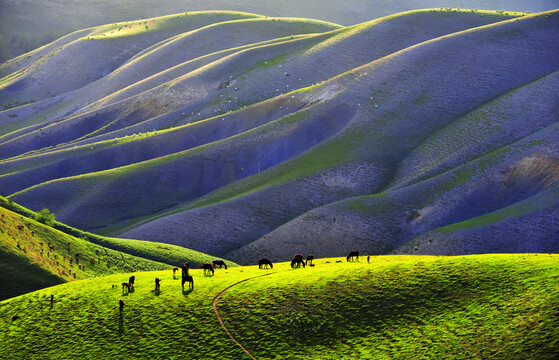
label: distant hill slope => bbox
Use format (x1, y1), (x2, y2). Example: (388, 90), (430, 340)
(1, 255), (559, 358)
(1, 9), (558, 264)
(0, 0), (555, 62)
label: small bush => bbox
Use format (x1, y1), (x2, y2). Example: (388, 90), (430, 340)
(35, 208), (56, 226)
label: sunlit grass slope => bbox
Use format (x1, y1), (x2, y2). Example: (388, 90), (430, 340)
(2, 0), (555, 63)
(0, 9), (516, 150)
(1, 254), (558, 359)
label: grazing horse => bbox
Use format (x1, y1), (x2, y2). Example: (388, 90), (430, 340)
(182, 274), (194, 289)
(305, 255), (314, 266)
(155, 278), (161, 291)
(128, 275), (135, 288)
(173, 267), (179, 277)
(259, 258), (273, 269)
(291, 254), (305, 268)
(122, 282), (130, 293)
(212, 260), (228, 269)
(347, 251), (359, 262)
(200, 264), (214, 276)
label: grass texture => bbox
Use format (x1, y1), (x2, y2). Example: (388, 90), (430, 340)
(1, 254), (558, 359)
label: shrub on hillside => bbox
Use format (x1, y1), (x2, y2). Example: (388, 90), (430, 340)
(35, 208), (56, 226)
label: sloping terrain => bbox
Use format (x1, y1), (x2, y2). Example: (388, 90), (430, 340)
(0, 197), (234, 300)
(1, 9), (558, 264)
(0, 203), (171, 300)
(1, 255), (559, 359)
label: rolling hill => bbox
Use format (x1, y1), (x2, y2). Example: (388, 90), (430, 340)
(0, 0), (555, 62)
(1, 254), (559, 359)
(1, 9), (558, 264)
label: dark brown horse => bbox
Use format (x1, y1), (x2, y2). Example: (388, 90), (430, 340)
(305, 255), (314, 266)
(347, 251), (359, 262)
(155, 277), (161, 291)
(182, 274), (194, 289)
(122, 282), (130, 293)
(291, 254), (305, 268)
(200, 264), (214, 276)
(212, 260), (228, 269)
(259, 258), (273, 269)
(128, 275), (135, 288)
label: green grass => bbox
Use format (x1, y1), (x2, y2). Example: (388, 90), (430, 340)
(1, 254), (558, 359)
(221, 254), (559, 359)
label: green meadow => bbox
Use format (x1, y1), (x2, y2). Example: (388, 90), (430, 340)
(1, 254), (558, 359)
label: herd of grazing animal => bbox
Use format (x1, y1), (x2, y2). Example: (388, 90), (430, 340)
(117, 252), (364, 311)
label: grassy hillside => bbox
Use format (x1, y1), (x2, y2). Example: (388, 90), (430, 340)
(0, 8), (558, 264)
(1, 254), (558, 358)
(0, 204), (173, 300)
(0, 197), (238, 299)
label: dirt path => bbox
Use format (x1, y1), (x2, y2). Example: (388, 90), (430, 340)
(213, 273), (273, 360)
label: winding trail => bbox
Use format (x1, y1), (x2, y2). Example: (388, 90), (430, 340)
(213, 273), (274, 360)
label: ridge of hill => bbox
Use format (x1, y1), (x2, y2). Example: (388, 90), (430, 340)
(1, 9), (558, 264)
(1, 254), (558, 358)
